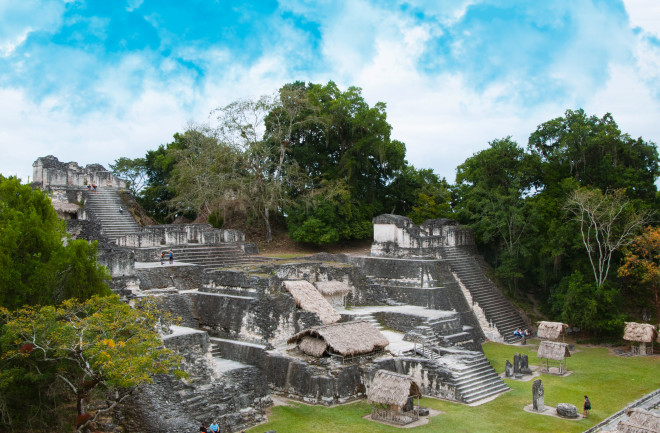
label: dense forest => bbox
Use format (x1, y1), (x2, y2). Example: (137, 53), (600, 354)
(113, 81), (660, 336)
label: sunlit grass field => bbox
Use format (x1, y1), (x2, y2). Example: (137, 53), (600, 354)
(246, 341), (659, 433)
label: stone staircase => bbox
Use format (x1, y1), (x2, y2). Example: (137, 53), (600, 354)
(414, 346), (509, 404)
(440, 246), (527, 344)
(84, 187), (141, 241)
(171, 245), (268, 271)
(352, 311), (385, 330)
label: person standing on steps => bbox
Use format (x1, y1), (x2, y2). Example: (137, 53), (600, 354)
(583, 395), (591, 418)
(92, 183), (97, 193)
(160, 252), (165, 265)
(169, 250), (174, 264)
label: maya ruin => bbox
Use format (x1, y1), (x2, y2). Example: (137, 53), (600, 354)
(32, 155), (532, 431)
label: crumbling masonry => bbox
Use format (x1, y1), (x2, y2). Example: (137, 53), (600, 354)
(34, 156), (528, 433)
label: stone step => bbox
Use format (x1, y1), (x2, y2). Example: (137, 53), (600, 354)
(461, 383), (510, 403)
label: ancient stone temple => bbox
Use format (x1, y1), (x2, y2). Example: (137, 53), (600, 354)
(34, 157), (531, 432)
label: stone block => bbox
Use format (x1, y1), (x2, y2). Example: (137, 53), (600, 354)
(513, 353), (521, 373)
(505, 360), (513, 377)
(532, 379), (544, 411)
(556, 403), (578, 418)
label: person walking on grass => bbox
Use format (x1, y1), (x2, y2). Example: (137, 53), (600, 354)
(583, 395), (591, 418)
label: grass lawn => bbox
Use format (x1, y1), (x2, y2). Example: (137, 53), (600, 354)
(245, 341), (659, 433)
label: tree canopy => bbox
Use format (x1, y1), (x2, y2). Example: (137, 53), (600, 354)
(0, 295), (183, 431)
(0, 176), (111, 309)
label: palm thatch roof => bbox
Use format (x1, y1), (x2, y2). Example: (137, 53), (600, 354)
(537, 341), (571, 361)
(368, 370), (422, 408)
(537, 321), (568, 340)
(283, 280), (341, 325)
(298, 336), (327, 357)
(623, 322), (657, 343)
(314, 280), (351, 296)
(616, 408), (660, 433)
(288, 320), (390, 357)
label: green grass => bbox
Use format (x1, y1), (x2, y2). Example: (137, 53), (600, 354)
(246, 341), (659, 433)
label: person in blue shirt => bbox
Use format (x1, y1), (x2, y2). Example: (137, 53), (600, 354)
(209, 421), (220, 432)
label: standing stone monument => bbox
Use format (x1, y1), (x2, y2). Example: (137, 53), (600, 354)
(532, 379), (544, 411)
(520, 354), (532, 375)
(505, 360), (513, 377)
(513, 353), (521, 373)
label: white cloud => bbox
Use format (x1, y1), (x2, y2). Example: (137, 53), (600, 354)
(623, 0), (660, 37)
(0, 0), (65, 56)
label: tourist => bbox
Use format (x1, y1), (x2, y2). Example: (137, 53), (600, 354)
(199, 423), (208, 433)
(92, 183), (97, 193)
(583, 395), (591, 418)
(209, 420), (220, 432)
(160, 252), (165, 265)
(119, 206), (123, 214)
(169, 250), (174, 264)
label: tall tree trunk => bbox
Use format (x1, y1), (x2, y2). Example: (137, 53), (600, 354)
(264, 207), (272, 243)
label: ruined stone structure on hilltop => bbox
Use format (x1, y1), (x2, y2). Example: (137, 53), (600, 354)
(34, 156), (530, 433)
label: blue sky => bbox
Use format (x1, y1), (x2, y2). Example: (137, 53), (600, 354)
(1, 0), (660, 183)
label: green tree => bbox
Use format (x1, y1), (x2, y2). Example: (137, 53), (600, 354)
(564, 187), (651, 287)
(139, 133), (192, 223)
(453, 137), (539, 292)
(384, 166), (452, 221)
(277, 81), (407, 244)
(529, 109), (659, 201)
(618, 225), (660, 320)
(0, 295), (184, 431)
(168, 126), (240, 219)
(0, 176), (110, 309)
(549, 271), (624, 336)
(212, 95), (301, 242)
(109, 157), (147, 195)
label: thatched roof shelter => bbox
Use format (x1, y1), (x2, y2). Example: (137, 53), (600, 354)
(288, 320), (389, 357)
(313, 281), (351, 296)
(537, 341), (571, 361)
(283, 280), (341, 325)
(298, 336), (327, 357)
(537, 321), (568, 340)
(623, 322), (657, 343)
(617, 408), (660, 433)
(368, 370), (421, 408)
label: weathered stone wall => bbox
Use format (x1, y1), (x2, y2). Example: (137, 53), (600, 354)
(33, 155), (126, 189)
(66, 219), (136, 278)
(136, 266), (205, 291)
(194, 288), (317, 347)
(260, 352), (461, 405)
(262, 353), (364, 405)
(116, 224), (245, 248)
(275, 257), (389, 306)
(370, 214), (474, 258)
(212, 339), (268, 366)
(116, 327), (270, 433)
(371, 357), (458, 401)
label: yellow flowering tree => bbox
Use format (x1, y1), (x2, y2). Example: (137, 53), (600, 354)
(0, 295), (184, 431)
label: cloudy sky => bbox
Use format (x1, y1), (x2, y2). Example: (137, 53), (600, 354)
(1, 0), (659, 183)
